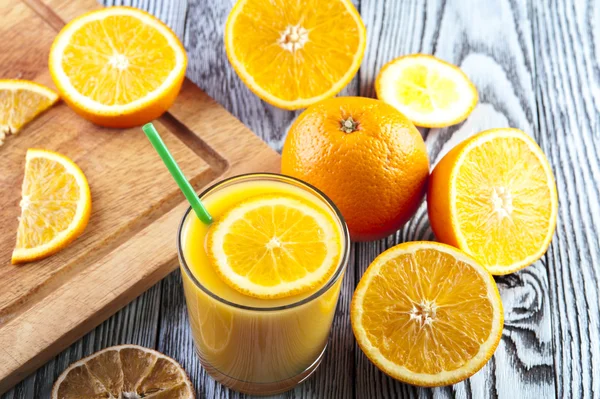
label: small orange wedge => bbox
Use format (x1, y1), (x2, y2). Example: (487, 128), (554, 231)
(12, 149), (91, 264)
(428, 128), (558, 274)
(0, 80), (58, 144)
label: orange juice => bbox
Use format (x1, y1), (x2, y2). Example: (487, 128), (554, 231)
(178, 174), (349, 395)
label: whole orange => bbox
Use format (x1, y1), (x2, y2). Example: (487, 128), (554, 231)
(281, 97), (429, 241)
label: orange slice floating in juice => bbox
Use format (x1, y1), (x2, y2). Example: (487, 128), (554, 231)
(198, 301), (233, 354)
(207, 194), (341, 299)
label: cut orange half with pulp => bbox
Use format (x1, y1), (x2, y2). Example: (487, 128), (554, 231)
(49, 6), (187, 127)
(207, 194), (342, 299)
(376, 54), (478, 127)
(427, 128), (558, 274)
(225, 0), (366, 110)
(351, 241), (503, 387)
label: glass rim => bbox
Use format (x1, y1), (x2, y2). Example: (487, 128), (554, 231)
(177, 172), (351, 312)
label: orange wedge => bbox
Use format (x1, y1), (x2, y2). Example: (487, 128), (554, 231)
(49, 7), (187, 128)
(376, 54), (478, 127)
(52, 345), (195, 398)
(12, 149), (91, 264)
(0, 80), (58, 144)
(207, 194), (342, 299)
(351, 241), (503, 386)
(225, 0), (366, 110)
(428, 128), (558, 274)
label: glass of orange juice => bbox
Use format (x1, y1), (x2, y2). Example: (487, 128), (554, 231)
(177, 173), (350, 395)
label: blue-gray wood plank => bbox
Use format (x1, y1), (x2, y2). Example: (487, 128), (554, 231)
(3, 0), (598, 398)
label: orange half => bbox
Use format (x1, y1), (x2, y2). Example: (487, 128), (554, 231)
(49, 6), (187, 127)
(428, 128), (558, 274)
(351, 241), (503, 386)
(225, 0), (366, 110)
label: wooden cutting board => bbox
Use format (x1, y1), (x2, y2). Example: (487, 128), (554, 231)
(0, 0), (280, 393)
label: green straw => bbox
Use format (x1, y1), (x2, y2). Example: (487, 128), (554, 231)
(142, 122), (213, 225)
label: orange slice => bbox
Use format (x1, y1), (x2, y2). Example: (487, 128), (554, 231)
(376, 54), (478, 127)
(427, 128), (558, 274)
(197, 302), (233, 354)
(12, 149), (91, 264)
(0, 80), (58, 144)
(51, 344), (195, 398)
(351, 241), (503, 387)
(225, 0), (366, 110)
(49, 6), (187, 128)
(207, 194), (342, 299)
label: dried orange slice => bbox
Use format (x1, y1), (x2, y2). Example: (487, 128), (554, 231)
(51, 344), (195, 398)
(376, 54), (478, 127)
(0, 80), (58, 144)
(351, 241), (503, 387)
(207, 194), (342, 299)
(12, 149), (91, 264)
(427, 128), (558, 274)
(225, 0), (366, 110)
(49, 6), (187, 128)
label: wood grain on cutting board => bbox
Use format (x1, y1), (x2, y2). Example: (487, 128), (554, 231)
(0, 0), (280, 393)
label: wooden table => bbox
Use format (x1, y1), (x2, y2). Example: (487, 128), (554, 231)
(3, 0), (598, 398)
